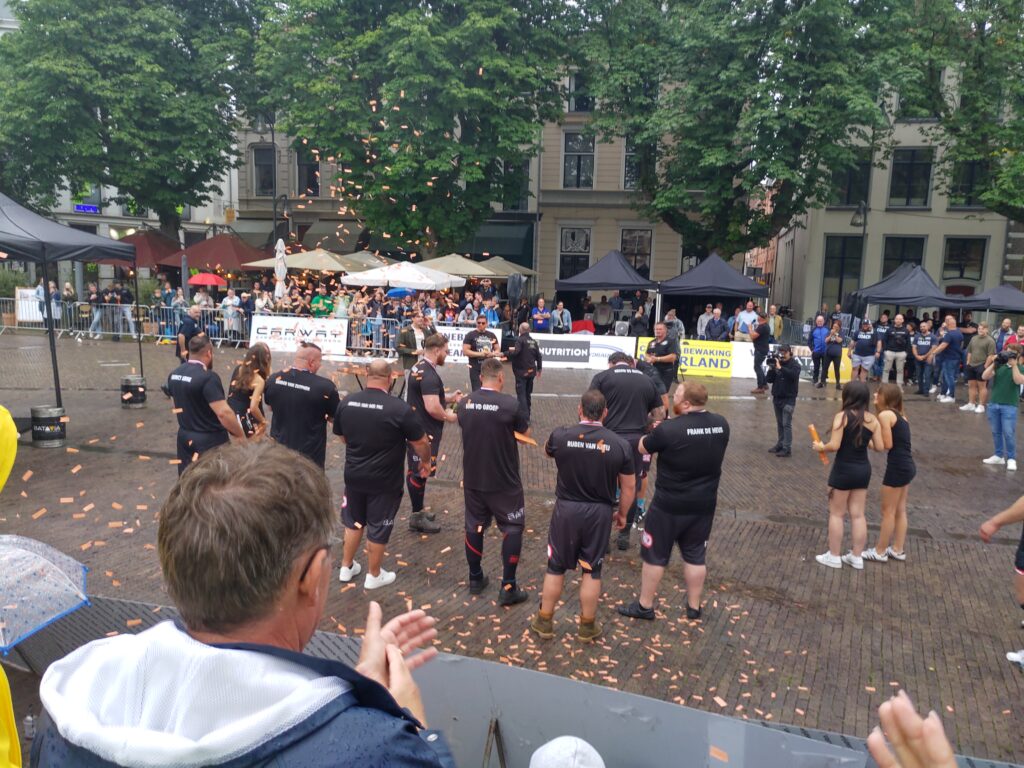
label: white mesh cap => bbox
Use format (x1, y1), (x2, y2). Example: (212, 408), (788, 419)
(530, 736), (607, 768)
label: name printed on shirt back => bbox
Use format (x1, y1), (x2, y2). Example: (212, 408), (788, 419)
(274, 380), (311, 392)
(687, 426), (726, 436)
(465, 402), (500, 412)
(170, 374), (192, 383)
(345, 401), (384, 411)
(566, 439), (612, 453)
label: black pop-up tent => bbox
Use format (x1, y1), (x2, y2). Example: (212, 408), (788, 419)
(554, 250), (658, 292)
(658, 253), (768, 297)
(851, 264), (965, 309)
(954, 284), (1024, 313)
(0, 193), (137, 407)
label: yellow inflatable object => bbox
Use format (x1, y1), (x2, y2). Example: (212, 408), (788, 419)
(0, 405), (16, 496)
(0, 665), (20, 767)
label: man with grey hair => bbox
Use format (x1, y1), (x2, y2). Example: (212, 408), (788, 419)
(507, 321), (543, 421)
(264, 342), (341, 467)
(334, 360), (432, 589)
(32, 441), (454, 766)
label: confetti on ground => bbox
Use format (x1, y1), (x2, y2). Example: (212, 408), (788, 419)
(713, 696), (727, 708)
(32, 508), (46, 520)
(21, 470), (32, 482)
(70, 464), (82, 474)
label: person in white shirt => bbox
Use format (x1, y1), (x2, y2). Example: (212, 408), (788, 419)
(696, 304), (714, 339)
(735, 300), (758, 342)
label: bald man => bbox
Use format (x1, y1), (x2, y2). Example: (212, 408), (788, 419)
(264, 342), (341, 467)
(333, 359), (431, 589)
(507, 321), (542, 422)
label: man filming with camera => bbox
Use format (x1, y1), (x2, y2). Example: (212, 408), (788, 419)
(766, 344), (801, 458)
(981, 344), (1024, 471)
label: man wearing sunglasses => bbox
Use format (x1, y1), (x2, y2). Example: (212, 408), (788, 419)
(462, 316), (502, 392)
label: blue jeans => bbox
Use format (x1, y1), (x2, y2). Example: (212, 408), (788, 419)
(940, 358), (959, 397)
(916, 362), (933, 395)
(988, 403), (1018, 460)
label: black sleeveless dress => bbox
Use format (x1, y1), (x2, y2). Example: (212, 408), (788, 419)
(828, 416), (873, 491)
(227, 365), (263, 418)
(882, 414), (916, 487)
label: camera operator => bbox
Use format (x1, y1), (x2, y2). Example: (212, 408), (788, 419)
(981, 344), (1024, 471)
(766, 344), (801, 458)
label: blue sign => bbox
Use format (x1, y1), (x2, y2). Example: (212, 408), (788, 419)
(73, 204), (100, 214)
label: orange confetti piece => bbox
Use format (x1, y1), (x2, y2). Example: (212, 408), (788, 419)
(138, 455), (151, 461)
(66, 447), (79, 453)
(111, 502), (123, 510)
(59, 497), (74, 504)
(709, 746), (729, 762)
(713, 696), (727, 708)
(126, 619), (142, 628)
(80, 542), (92, 551)
(795, 708), (806, 716)
(82, 503), (95, 512)
(21, 470), (32, 482)
(32, 508), (47, 519)
(108, 521), (124, 528)
(865, 686), (876, 693)
(70, 464), (82, 474)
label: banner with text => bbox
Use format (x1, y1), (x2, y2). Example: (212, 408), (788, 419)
(249, 315), (349, 358)
(435, 327), (637, 370)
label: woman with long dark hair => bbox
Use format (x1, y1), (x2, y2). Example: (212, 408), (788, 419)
(228, 343), (272, 437)
(812, 380), (884, 569)
(821, 320), (845, 390)
(863, 383), (916, 563)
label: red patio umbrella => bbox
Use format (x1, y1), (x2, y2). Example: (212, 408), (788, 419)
(157, 233), (267, 272)
(117, 230), (180, 269)
(187, 272), (227, 287)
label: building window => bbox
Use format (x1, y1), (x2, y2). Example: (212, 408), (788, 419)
(882, 236), (925, 277)
(176, 204), (192, 223)
(568, 72), (592, 113)
(121, 198), (148, 218)
(72, 183), (102, 214)
(563, 133), (594, 189)
(943, 237), (986, 281)
(830, 149), (871, 207)
(253, 146), (276, 197)
(949, 160), (988, 208)
(822, 235), (863, 307)
(296, 148), (320, 197)
(620, 228), (652, 279)
(623, 137), (639, 191)
(888, 148), (934, 208)
(559, 227), (591, 279)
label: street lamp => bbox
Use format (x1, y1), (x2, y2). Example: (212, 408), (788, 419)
(850, 200), (868, 238)
(272, 193), (290, 244)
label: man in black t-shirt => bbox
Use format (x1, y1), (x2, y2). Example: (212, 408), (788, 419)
(749, 311), (771, 394)
(589, 352), (664, 550)
(175, 305), (203, 362)
(334, 360), (431, 590)
(462, 316), (502, 391)
(618, 381), (730, 623)
(645, 322), (679, 404)
(530, 390), (635, 644)
(166, 335), (244, 475)
(264, 342), (342, 468)
(507, 322), (543, 422)
(457, 358), (530, 605)
(406, 334), (464, 533)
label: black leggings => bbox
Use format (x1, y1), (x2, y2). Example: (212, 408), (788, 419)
(820, 350), (842, 385)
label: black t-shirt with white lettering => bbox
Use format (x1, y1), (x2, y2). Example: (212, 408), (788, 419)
(264, 368), (341, 467)
(333, 388), (424, 493)
(588, 364), (662, 434)
(463, 329), (498, 371)
(167, 360), (228, 437)
(643, 410), (730, 515)
(406, 359), (446, 439)
(458, 388), (529, 492)
(646, 338), (677, 376)
(852, 329), (875, 356)
(545, 423), (633, 505)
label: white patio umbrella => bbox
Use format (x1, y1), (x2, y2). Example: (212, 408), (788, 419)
(247, 248), (373, 273)
(421, 253), (499, 278)
(273, 239), (288, 299)
(340, 261), (466, 290)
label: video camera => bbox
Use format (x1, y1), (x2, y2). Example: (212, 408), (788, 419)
(996, 348), (1019, 366)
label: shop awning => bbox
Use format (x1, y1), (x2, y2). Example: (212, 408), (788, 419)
(229, 219), (274, 248)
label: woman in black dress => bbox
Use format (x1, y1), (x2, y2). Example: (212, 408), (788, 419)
(228, 342), (271, 437)
(812, 381), (884, 570)
(863, 383), (916, 563)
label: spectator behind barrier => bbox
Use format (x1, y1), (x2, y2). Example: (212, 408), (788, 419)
(32, 441), (454, 767)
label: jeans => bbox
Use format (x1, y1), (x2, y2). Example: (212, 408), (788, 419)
(515, 375), (535, 422)
(88, 308), (103, 334)
(940, 358), (959, 397)
(754, 350), (768, 389)
(916, 361), (933, 395)
(988, 403), (1018, 460)
(883, 350), (907, 383)
(872, 353), (885, 379)
(773, 399), (794, 451)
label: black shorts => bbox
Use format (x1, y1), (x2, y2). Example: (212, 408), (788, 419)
(965, 363), (986, 382)
(341, 487), (403, 544)
(621, 432), (652, 479)
(1015, 527), (1024, 575)
(546, 499), (614, 578)
(176, 430), (228, 475)
(406, 429), (441, 477)
(464, 487), (526, 535)
(640, 504), (715, 567)
(655, 367), (676, 392)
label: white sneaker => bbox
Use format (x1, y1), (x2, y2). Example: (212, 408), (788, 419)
(929, 385), (938, 394)
(983, 455), (1007, 465)
(815, 552), (842, 569)
(364, 568), (396, 590)
(937, 395), (952, 403)
(841, 552), (865, 570)
(338, 561), (362, 582)
(1007, 650), (1024, 668)
(885, 547), (907, 562)
(861, 548), (888, 563)
(1010, 459), (1018, 472)
(960, 402), (976, 411)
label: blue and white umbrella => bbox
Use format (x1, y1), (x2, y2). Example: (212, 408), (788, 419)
(0, 535), (89, 654)
(386, 287), (416, 299)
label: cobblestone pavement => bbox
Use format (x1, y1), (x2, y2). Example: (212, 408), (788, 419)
(2, 330), (1023, 762)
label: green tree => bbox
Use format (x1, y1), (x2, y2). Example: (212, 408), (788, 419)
(582, 0), (904, 257)
(257, 0), (570, 257)
(0, 0), (265, 237)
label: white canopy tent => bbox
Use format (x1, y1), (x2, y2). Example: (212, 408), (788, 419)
(340, 261), (467, 290)
(420, 253), (499, 278)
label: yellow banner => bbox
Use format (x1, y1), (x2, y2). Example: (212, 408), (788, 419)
(637, 337), (734, 378)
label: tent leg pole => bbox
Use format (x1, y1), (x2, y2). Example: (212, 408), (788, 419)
(133, 260), (144, 377)
(655, 292), (663, 325)
(42, 256), (63, 408)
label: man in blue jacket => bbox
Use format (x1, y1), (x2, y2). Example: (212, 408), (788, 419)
(807, 315), (830, 389)
(32, 441), (454, 768)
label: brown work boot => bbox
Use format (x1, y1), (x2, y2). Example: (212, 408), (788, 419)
(577, 618), (603, 644)
(408, 512), (441, 533)
(530, 612), (555, 639)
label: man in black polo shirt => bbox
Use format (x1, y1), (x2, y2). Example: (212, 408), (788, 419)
(458, 357), (530, 605)
(264, 342), (341, 468)
(645, 322), (679, 400)
(749, 310), (771, 394)
(333, 360), (431, 590)
(406, 333), (464, 534)
(175, 305), (203, 362)
(462, 316), (501, 391)
(166, 335), (244, 475)
(589, 352), (664, 550)
(507, 322), (542, 422)
(531, 390), (635, 644)
(618, 381), (730, 622)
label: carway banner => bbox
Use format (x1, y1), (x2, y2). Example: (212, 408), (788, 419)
(249, 315), (349, 357)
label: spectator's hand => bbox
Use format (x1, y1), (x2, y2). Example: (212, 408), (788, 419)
(356, 602), (438, 688)
(418, 462), (431, 479)
(867, 691), (956, 768)
(980, 519), (1000, 543)
(613, 510), (626, 530)
(385, 644), (428, 726)
(812, 440), (825, 452)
